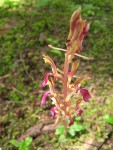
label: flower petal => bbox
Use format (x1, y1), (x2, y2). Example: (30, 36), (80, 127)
(76, 109), (83, 117)
(41, 72), (51, 87)
(69, 119), (74, 126)
(80, 89), (91, 102)
(41, 91), (50, 105)
(50, 107), (57, 119)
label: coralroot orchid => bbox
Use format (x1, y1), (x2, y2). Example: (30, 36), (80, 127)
(41, 8), (92, 127)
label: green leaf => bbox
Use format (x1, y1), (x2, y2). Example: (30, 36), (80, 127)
(35, 0), (50, 9)
(68, 128), (75, 137)
(10, 139), (20, 147)
(50, 49), (62, 56)
(25, 137), (32, 146)
(19, 137), (33, 150)
(75, 116), (81, 121)
(70, 122), (85, 132)
(58, 134), (67, 142)
(19, 140), (26, 150)
(55, 125), (65, 135)
(104, 115), (113, 125)
(68, 122), (85, 137)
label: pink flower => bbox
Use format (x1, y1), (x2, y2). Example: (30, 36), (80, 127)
(41, 72), (51, 87)
(80, 89), (91, 102)
(50, 107), (57, 119)
(50, 106), (57, 119)
(41, 91), (50, 105)
(76, 109), (83, 117)
(69, 119), (74, 126)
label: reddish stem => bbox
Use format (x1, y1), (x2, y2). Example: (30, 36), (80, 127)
(63, 53), (69, 98)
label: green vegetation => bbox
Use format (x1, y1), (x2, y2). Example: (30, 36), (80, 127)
(10, 137), (33, 150)
(0, 0), (113, 149)
(104, 115), (113, 125)
(55, 117), (86, 142)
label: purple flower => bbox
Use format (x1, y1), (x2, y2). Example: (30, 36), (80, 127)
(50, 107), (57, 119)
(76, 109), (83, 117)
(41, 91), (50, 105)
(41, 72), (51, 87)
(69, 119), (74, 126)
(80, 89), (91, 102)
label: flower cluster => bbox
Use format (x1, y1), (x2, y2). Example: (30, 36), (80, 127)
(41, 8), (91, 126)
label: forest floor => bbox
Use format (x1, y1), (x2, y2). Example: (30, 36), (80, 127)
(0, 0), (113, 150)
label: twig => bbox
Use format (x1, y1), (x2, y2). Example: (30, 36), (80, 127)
(0, 100), (27, 105)
(48, 45), (94, 60)
(20, 53), (35, 82)
(0, 73), (10, 80)
(97, 131), (113, 150)
(12, 87), (26, 96)
(77, 139), (99, 147)
(18, 122), (56, 141)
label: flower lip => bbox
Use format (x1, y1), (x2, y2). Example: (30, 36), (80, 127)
(41, 72), (51, 87)
(76, 109), (83, 117)
(50, 107), (57, 119)
(41, 91), (50, 105)
(69, 119), (74, 126)
(80, 88), (91, 102)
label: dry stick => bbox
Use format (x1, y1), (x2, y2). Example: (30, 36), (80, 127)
(97, 131), (113, 150)
(12, 87), (26, 96)
(77, 139), (99, 147)
(48, 45), (94, 60)
(0, 100), (27, 105)
(20, 53), (35, 82)
(18, 122), (56, 141)
(0, 73), (10, 80)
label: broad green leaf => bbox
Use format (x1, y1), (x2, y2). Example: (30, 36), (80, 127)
(10, 139), (20, 147)
(19, 140), (26, 150)
(68, 128), (75, 137)
(75, 116), (81, 121)
(50, 50), (62, 56)
(104, 115), (113, 125)
(70, 122), (85, 132)
(58, 134), (67, 142)
(55, 125), (65, 135)
(25, 137), (32, 146)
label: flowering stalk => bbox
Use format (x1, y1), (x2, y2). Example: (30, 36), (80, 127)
(41, 8), (91, 126)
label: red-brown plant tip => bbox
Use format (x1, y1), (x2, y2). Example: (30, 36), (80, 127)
(67, 7), (90, 55)
(80, 89), (91, 102)
(78, 23), (90, 51)
(41, 8), (91, 127)
(68, 7), (81, 40)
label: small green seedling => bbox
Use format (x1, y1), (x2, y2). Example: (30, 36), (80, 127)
(104, 115), (113, 125)
(55, 119), (85, 142)
(10, 137), (33, 150)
